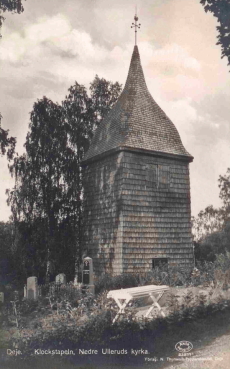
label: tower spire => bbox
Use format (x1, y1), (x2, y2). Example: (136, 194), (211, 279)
(131, 8), (141, 45)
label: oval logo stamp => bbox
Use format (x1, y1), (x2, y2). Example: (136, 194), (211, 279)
(175, 341), (193, 353)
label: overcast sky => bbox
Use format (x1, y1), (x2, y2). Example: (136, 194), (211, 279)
(0, 0), (230, 222)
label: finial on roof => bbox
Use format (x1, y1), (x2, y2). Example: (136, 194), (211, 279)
(131, 7), (141, 46)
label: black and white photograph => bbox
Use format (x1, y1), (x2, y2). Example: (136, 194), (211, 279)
(0, 1), (230, 368)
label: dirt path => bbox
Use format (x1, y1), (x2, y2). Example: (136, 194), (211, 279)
(164, 333), (230, 369)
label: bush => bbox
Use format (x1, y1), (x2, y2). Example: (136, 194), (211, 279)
(95, 255), (230, 293)
(94, 273), (138, 294)
(8, 291), (230, 363)
(215, 251), (230, 272)
(136, 266), (192, 287)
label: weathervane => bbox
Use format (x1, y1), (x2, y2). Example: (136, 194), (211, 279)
(131, 7), (141, 45)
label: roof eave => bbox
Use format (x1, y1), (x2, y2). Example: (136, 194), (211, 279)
(82, 146), (194, 165)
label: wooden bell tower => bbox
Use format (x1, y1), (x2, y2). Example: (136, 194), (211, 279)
(82, 15), (194, 275)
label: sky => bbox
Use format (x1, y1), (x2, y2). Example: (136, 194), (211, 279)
(0, 0), (230, 222)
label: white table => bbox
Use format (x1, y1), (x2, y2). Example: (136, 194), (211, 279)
(107, 284), (169, 323)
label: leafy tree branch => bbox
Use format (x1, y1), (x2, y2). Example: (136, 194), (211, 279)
(0, 114), (16, 160)
(200, 0), (230, 68)
(0, 0), (25, 36)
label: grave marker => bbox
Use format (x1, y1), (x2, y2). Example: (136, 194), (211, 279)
(27, 276), (38, 300)
(82, 257), (94, 295)
(13, 290), (19, 301)
(82, 257), (94, 284)
(24, 285), (27, 298)
(55, 273), (67, 284)
(0, 292), (4, 303)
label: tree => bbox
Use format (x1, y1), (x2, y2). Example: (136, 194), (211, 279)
(0, 221), (15, 285)
(7, 76), (122, 283)
(192, 205), (224, 242)
(0, 114), (16, 160)
(62, 77), (122, 275)
(0, 0), (25, 36)
(7, 97), (82, 282)
(218, 167), (230, 217)
(90, 75), (122, 126)
(0, 0), (25, 156)
(193, 167), (230, 261)
(200, 0), (230, 68)
(195, 223), (230, 262)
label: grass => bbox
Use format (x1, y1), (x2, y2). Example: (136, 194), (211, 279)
(1, 286), (230, 369)
(1, 306), (230, 369)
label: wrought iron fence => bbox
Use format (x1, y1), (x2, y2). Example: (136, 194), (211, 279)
(38, 282), (81, 300)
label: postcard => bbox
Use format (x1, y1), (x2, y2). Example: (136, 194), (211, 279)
(0, 1), (230, 368)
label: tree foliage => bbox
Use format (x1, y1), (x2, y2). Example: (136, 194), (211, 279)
(0, 114), (16, 160)
(0, 0), (23, 156)
(194, 223), (230, 262)
(6, 76), (122, 283)
(218, 167), (230, 214)
(193, 167), (230, 261)
(0, 0), (25, 35)
(90, 75), (122, 126)
(200, 0), (230, 68)
(0, 221), (16, 285)
(192, 205), (224, 242)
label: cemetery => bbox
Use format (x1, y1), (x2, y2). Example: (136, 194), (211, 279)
(1, 54), (230, 369)
(1, 6), (230, 369)
(1, 253), (230, 368)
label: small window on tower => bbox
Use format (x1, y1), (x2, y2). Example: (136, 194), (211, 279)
(152, 258), (168, 269)
(146, 164), (170, 189)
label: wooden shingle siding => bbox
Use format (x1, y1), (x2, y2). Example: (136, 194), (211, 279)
(82, 152), (124, 275)
(82, 45), (194, 275)
(82, 149), (194, 275)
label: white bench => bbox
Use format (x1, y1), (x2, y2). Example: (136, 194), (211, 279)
(107, 285), (169, 323)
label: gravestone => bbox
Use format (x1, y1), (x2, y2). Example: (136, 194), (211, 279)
(82, 257), (94, 295)
(55, 273), (67, 284)
(82, 257), (94, 284)
(24, 285), (27, 298)
(27, 276), (38, 300)
(13, 290), (19, 301)
(74, 276), (79, 286)
(0, 292), (4, 303)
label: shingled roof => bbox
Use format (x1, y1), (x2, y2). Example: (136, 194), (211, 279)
(83, 45), (193, 162)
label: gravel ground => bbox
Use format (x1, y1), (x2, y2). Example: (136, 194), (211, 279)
(163, 288), (230, 369)
(165, 333), (230, 369)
